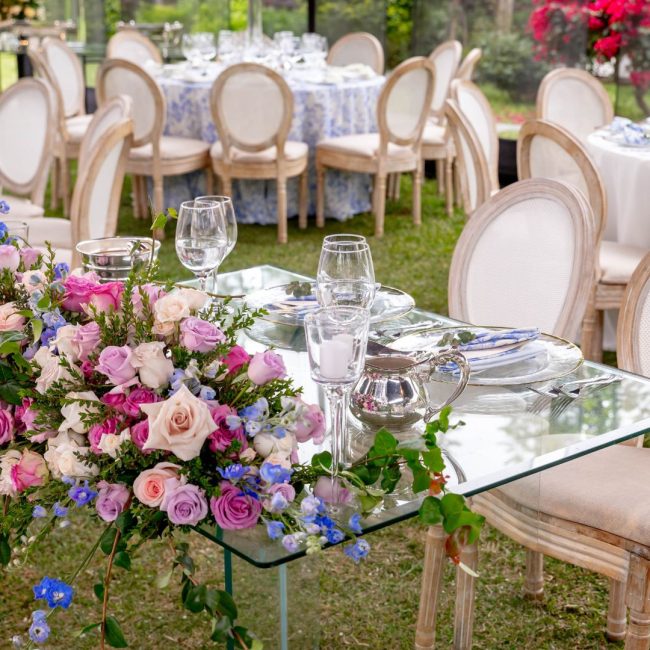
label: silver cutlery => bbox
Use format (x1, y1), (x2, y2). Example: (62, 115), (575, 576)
(371, 321), (442, 340)
(528, 374), (620, 416)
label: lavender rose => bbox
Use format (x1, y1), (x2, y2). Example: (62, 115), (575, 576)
(96, 345), (137, 386)
(0, 244), (20, 271)
(73, 322), (101, 362)
(95, 481), (130, 522)
(210, 482), (262, 530)
(0, 409), (14, 445)
(180, 317), (226, 353)
(162, 483), (208, 526)
(20, 247), (41, 269)
(247, 351), (287, 385)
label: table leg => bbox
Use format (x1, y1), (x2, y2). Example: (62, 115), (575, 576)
(224, 549), (235, 650)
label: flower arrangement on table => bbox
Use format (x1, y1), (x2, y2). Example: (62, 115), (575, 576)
(0, 206), (483, 649)
(0, 0), (39, 21)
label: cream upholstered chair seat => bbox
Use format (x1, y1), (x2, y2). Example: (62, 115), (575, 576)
(130, 136), (210, 163)
(0, 196), (45, 219)
(210, 140), (308, 164)
(600, 241), (648, 285)
(421, 122), (446, 145)
(317, 134), (415, 163)
(26, 216), (73, 249)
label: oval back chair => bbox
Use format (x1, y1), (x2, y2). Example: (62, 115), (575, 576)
(456, 47), (482, 81)
(327, 31), (384, 74)
(428, 40), (462, 118)
(106, 29), (163, 66)
(41, 37), (85, 119)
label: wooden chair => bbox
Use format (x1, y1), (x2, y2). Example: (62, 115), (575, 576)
(0, 78), (53, 220)
(316, 56), (435, 238)
(456, 47), (482, 81)
(517, 119), (648, 361)
(444, 98), (494, 216)
(537, 68), (614, 143)
(415, 178), (598, 650)
(96, 58), (211, 234)
(28, 96), (134, 268)
(327, 32), (384, 74)
(209, 63), (309, 244)
(106, 29), (163, 66)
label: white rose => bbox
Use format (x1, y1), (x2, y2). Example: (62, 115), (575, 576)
(152, 320), (175, 339)
(44, 431), (98, 479)
(153, 293), (191, 324)
(21, 270), (47, 295)
(59, 391), (100, 433)
(176, 288), (210, 311)
(253, 431), (297, 459)
(0, 450), (21, 496)
(265, 452), (293, 469)
(131, 341), (174, 389)
(53, 324), (81, 360)
(36, 355), (74, 394)
(98, 429), (131, 459)
(33, 346), (53, 368)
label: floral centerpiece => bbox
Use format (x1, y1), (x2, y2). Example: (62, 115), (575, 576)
(0, 206), (483, 649)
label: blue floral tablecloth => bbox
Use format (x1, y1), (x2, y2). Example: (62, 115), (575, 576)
(157, 74), (384, 224)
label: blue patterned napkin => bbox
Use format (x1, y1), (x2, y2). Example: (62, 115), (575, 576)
(456, 327), (540, 352)
(623, 123), (650, 146)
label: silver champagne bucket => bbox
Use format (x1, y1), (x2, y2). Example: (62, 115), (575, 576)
(76, 237), (160, 282)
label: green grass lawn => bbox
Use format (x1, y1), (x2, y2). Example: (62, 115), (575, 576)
(0, 176), (625, 649)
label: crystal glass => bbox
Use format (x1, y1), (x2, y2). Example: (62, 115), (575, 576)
(304, 307), (369, 477)
(316, 235), (377, 309)
(182, 34), (202, 68)
(300, 33), (328, 68)
(196, 195), (238, 292)
(175, 199), (228, 291)
(195, 32), (217, 65)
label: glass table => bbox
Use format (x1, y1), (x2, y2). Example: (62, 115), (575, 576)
(192, 265), (650, 648)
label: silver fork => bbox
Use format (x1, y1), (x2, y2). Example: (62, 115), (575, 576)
(528, 374), (620, 416)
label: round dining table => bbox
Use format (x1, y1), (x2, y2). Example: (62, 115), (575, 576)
(154, 65), (385, 224)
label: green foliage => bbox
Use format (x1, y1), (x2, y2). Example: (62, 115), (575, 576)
(105, 616), (129, 648)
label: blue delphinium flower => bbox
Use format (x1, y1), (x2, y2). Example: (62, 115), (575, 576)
(281, 534), (300, 552)
(300, 495), (324, 518)
(348, 512), (363, 535)
(199, 386), (216, 401)
(68, 480), (97, 507)
(0, 223), (6, 242)
(238, 398), (269, 437)
(32, 611), (47, 622)
(40, 328), (57, 347)
(33, 577), (74, 609)
(61, 476), (75, 486)
(325, 528), (345, 545)
(265, 520), (285, 540)
(42, 310), (66, 330)
(260, 462), (293, 485)
(11, 635), (23, 647)
(269, 492), (289, 512)
(343, 539), (371, 563)
(32, 506), (47, 518)
(53, 502), (68, 517)
(225, 414), (242, 430)
(29, 617), (50, 644)
(217, 464), (247, 481)
(0, 200), (9, 213)
(53, 263), (69, 280)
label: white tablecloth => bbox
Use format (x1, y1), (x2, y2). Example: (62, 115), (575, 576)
(156, 70), (385, 224)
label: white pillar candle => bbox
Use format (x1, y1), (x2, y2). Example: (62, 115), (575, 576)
(320, 334), (354, 380)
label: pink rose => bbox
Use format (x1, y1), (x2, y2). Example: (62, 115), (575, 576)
(10, 450), (48, 492)
(263, 482), (296, 513)
(123, 387), (160, 418)
(15, 398), (36, 433)
(162, 482), (208, 525)
(222, 346), (251, 374)
(313, 477), (352, 505)
(290, 400), (326, 444)
(132, 283), (165, 316)
(20, 247), (41, 269)
(0, 302), (26, 332)
(208, 404), (247, 454)
(133, 462), (180, 507)
(210, 482), (262, 530)
(84, 282), (123, 314)
(95, 481), (130, 522)
(88, 417), (119, 454)
(0, 408), (14, 445)
(96, 345), (137, 386)
(247, 351), (286, 385)
(180, 317), (225, 353)
(101, 387), (127, 411)
(130, 420), (150, 451)
(73, 322), (101, 362)
(62, 275), (101, 312)
(0, 244), (20, 271)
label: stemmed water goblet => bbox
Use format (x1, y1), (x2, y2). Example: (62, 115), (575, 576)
(175, 199), (228, 292)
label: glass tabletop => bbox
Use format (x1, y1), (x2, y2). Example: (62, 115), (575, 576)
(192, 266), (650, 567)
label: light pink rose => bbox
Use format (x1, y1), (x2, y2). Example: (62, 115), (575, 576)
(96, 345), (137, 386)
(15, 398), (37, 433)
(313, 476), (352, 505)
(247, 351), (286, 385)
(132, 283), (166, 316)
(21, 269), (47, 293)
(290, 400), (326, 444)
(0, 302), (26, 332)
(180, 317), (225, 353)
(133, 462), (181, 507)
(263, 482), (296, 513)
(0, 244), (20, 271)
(73, 322), (101, 361)
(222, 346), (251, 374)
(131, 341), (174, 390)
(141, 384), (218, 461)
(84, 282), (123, 314)
(20, 247), (41, 269)
(10, 450), (48, 492)
(0, 409), (14, 445)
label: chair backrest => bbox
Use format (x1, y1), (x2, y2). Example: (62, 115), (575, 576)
(536, 68), (614, 143)
(618, 252), (650, 376)
(428, 40), (462, 117)
(210, 63), (293, 158)
(106, 30), (162, 66)
(0, 78), (53, 207)
(41, 37), (85, 118)
(451, 79), (500, 191)
(448, 178), (596, 340)
(517, 119), (607, 244)
(456, 47), (482, 81)
(327, 32), (384, 74)
(445, 98), (493, 215)
(27, 43), (67, 136)
(96, 58), (164, 148)
(376, 56), (435, 155)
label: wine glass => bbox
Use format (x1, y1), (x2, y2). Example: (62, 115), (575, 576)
(175, 200), (228, 292)
(182, 34), (202, 68)
(304, 307), (369, 478)
(196, 195), (237, 292)
(196, 32), (217, 66)
(316, 235), (377, 310)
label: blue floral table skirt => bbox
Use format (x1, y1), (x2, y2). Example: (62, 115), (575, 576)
(157, 75), (385, 224)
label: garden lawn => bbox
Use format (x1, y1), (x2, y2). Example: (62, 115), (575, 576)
(0, 176), (622, 649)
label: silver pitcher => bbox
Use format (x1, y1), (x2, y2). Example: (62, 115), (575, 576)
(350, 350), (470, 429)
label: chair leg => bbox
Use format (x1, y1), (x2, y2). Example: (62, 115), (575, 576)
(607, 578), (628, 642)
(316, 162), (325, 228)
(453, 160), (461, 208)
(435, 159), (444, 196)
(445, 153), (454, 217)
(581, 294), (602, 362)
(523, 549), (544, 601)
(388, 172), (401, 201)
(221, 175), (232, 198)
(50, 157), (60, 210)
(625, 555), (650, 650)
(298, 171), (308, 229)
(60, 158), (71, 218)
(132, 175), (142, 219)
(374, 173), (387, 238)
(204, 167), (213, 195)
(453, 542), (478, 650)
(277, 177), (288, 244)
(415, 525), (447, 650)
(152, 175), (165, 240)
(412, 163), (423, 227)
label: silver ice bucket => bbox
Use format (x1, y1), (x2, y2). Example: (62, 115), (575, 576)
(76, 237), (161, 282)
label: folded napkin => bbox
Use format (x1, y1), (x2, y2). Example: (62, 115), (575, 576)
(455, 327), (540, 352)
(623, 123), (650, 147)
(608, 117), (632, 134)
(341, 63), (377, 80)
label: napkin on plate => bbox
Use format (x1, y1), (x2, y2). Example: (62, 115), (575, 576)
(622, 123), (650, 147)
(456, 327), (540, 352)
